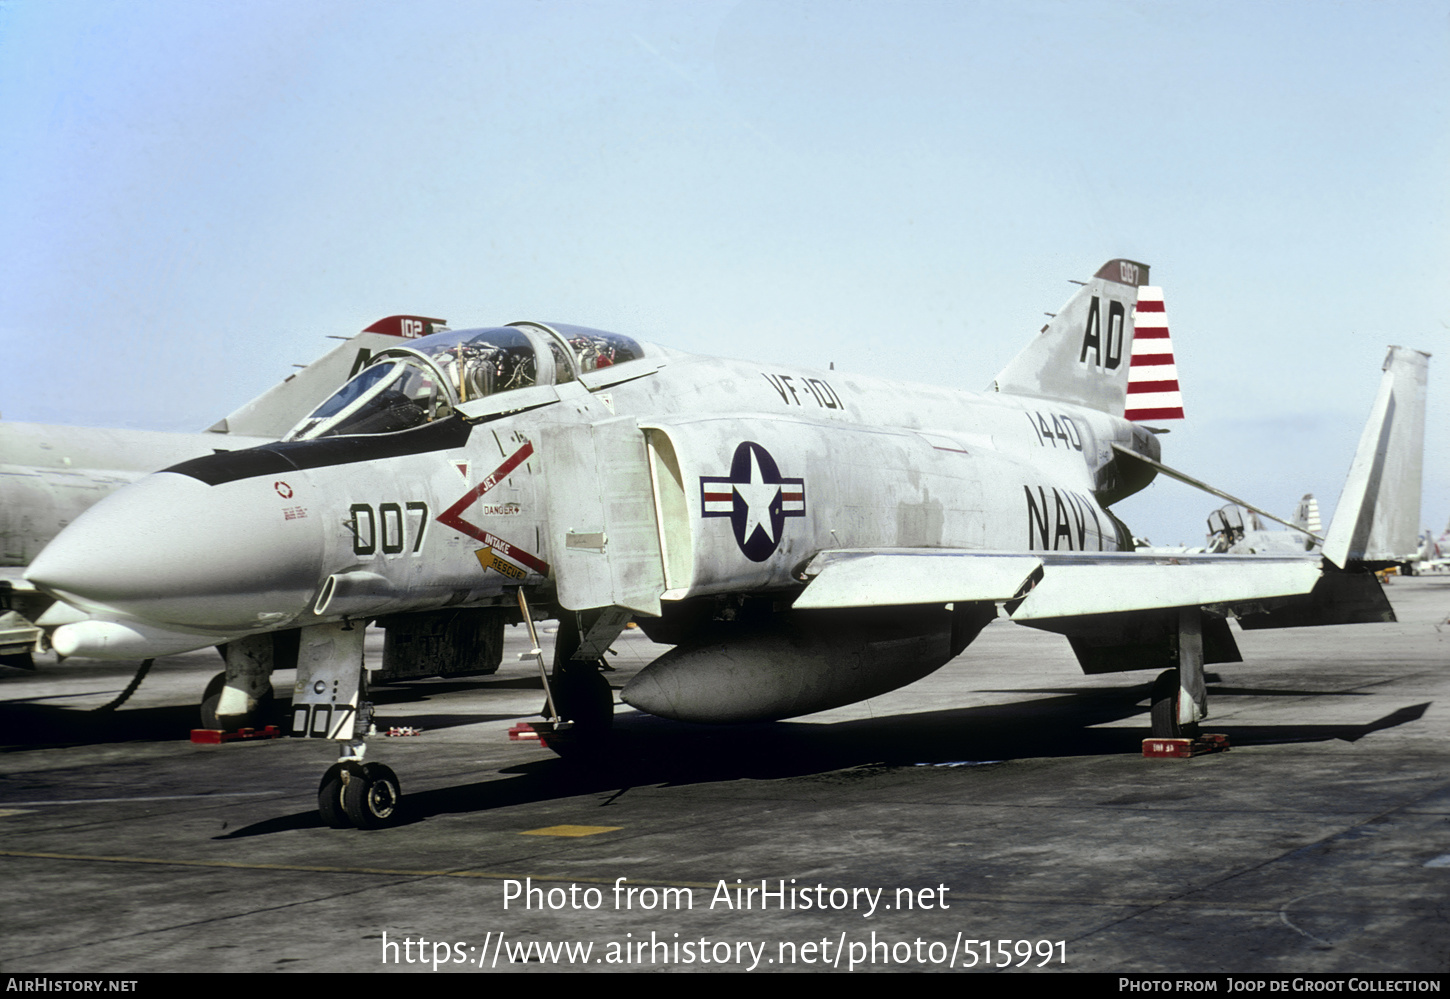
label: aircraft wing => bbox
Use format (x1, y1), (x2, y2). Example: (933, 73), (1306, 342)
(796, 549), (1322, 617)
(793, 550), (1043, 609)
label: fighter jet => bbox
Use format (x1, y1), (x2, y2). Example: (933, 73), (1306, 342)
(0, 315), (446, 678)
(1409, 516), (1450, 574)
(23, 261), (1425, 829)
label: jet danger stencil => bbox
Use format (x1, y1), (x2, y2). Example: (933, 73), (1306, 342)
(437, 441), (550, 577)
(700, 442), (805, 562)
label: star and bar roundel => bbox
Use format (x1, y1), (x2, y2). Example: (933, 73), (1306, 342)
(700, 442), (806, 562)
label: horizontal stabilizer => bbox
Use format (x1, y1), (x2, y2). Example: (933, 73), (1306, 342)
(1235, 569), (1395, 629)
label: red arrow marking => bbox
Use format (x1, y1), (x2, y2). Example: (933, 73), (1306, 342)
(436, 441), (551, 576)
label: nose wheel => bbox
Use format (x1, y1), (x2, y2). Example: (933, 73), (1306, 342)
(318, 760), (401, 829)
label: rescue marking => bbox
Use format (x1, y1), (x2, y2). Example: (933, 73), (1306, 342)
(700, 442), (806, 562)
(476, 546), (526, 579)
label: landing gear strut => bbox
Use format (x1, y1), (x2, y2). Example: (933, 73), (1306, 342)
(1149, 607), (1209, 739)
(518, 592), (622, 757)
(1150, 669), (1195, 739)
(290, 621), (402, 829)
(200, 631), (293, 730)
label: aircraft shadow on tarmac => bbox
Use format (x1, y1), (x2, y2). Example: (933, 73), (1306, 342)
(213, 679), (1431, 838)
(0, 685), (534, 748)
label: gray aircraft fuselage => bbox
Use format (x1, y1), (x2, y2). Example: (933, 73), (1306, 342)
(25, 335), (1160, 659)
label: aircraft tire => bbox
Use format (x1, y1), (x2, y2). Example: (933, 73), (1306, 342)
(199, 673), (227, 730)
(1150, 669), (1199, 739)
(559, 668), (613, 733)
(542, 668), (614, 759)
(200, 673), (275, 731)
(318, 762), (361, 829)
(343, 763), (401, 829)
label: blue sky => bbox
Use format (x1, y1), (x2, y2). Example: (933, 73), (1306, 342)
(1, 0), (1446, 544)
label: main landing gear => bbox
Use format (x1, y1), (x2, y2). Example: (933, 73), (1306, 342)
(200, 671), (276, 731)
(199, 632), (296, 730)
(1148, 608), (1209, 739)
(1150, 669), (1196, 739)
(527, 599), (624, 757)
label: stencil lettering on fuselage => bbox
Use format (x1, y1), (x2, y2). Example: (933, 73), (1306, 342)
(700, 442), (806, 563)
(1024, 485), (1104, 551)
(1025, 411), (1084, 450)
(348, 501), (428, 555)
(762, 372), (842, 409)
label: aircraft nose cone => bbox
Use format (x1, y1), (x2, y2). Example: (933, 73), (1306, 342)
(27, 470), (324, 631)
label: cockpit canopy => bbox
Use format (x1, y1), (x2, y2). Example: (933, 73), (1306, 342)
(285, 323), (645, 441)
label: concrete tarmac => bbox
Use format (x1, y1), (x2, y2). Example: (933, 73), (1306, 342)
(1, 577), (1447, 974)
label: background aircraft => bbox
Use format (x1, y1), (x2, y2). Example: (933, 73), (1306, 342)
(0, 316), (445, 690)
(22, 262), (1424, 829)
(1411, 516), (1450, 574)
(1203, 495), (1319, 554)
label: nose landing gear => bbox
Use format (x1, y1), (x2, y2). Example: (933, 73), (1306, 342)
(318, 759), (401, 829)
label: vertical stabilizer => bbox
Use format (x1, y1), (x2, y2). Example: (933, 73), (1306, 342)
(992, 260), (1150, 417)
(1292, 494), (1322, 535)
(1323, 346), (1430, 567)
(208, 316), (447, 438)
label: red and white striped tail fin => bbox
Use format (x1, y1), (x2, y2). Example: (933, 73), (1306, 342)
(1125, 287), (1184, 422)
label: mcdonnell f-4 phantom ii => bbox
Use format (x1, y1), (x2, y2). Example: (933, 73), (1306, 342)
(23, 261), (1429, 828)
